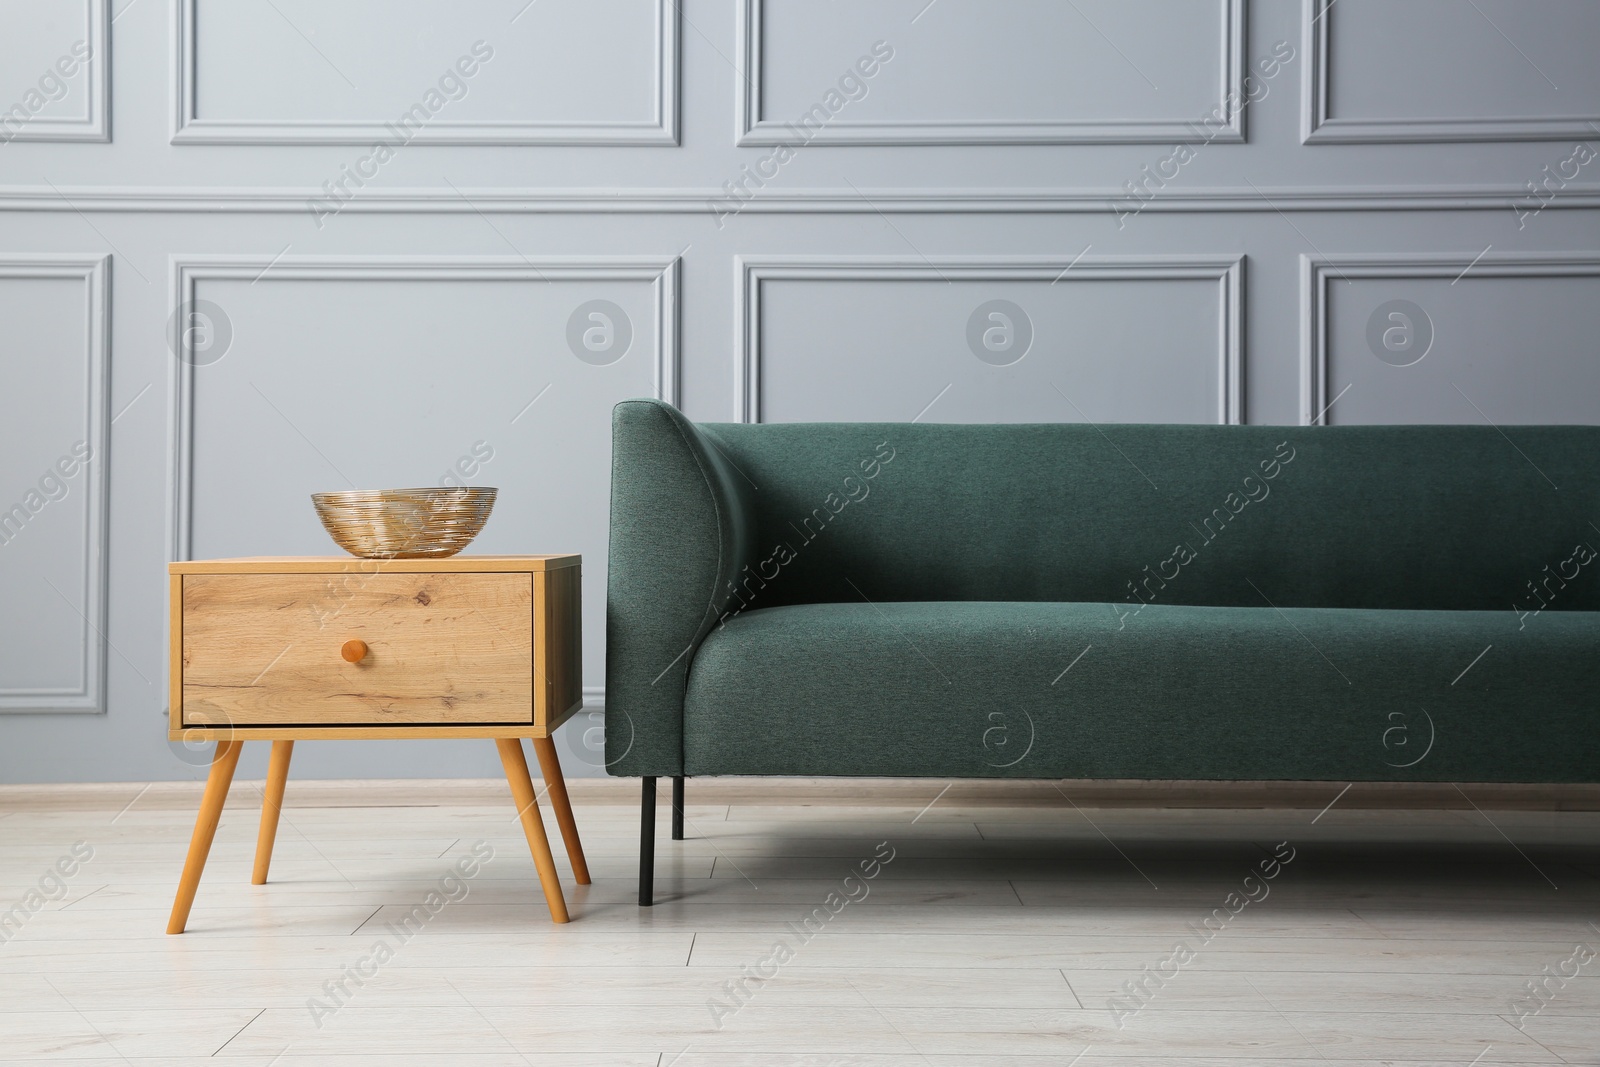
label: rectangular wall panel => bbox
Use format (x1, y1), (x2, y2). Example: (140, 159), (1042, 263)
(0, 0), (107, 143)
(167, 256), (677, 701)
(0, 255), (109, 712)
(738, 257), (1242, 425)
(738, 0), (1244, 145)
(173, 0), (678, 144)
(1304, 0), (1600, 142)
(1302, 254), (1600, 426)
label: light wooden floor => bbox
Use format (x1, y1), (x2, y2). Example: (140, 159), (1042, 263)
(2, 776), (1598, 1065)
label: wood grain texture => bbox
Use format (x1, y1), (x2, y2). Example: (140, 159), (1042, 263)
(163, 711), (578, 742)
(168, 554), (580, 574)
(161, 558), (589, 933)
(165, 739), (242, 934)
(496, 738), (570, 923)
(535, 564), (583, 725)
(180, 572), (534, 726)
(167, 573), (183, 737)
(534, 735), (592, 885)
(251, 740), (293, 885)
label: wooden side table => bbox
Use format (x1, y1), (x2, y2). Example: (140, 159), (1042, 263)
(165, 555), (589, 933)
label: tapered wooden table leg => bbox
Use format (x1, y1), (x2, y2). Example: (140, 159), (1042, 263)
(252, 740), (294, 885)
(532, 736), (590, 885)
(496, 738), (569, 923)
(167, 739), (244, 934)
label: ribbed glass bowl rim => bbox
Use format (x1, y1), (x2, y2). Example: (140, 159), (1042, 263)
(311, 487), (498, 504)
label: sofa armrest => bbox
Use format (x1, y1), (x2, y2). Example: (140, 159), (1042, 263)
(604, 399), (755, 776)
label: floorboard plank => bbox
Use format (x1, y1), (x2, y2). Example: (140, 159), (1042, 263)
(4, 782), (1596, 1062)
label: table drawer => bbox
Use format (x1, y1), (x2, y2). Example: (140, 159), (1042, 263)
(180, 571), (533, 726)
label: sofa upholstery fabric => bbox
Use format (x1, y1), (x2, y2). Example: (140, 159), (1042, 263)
(606, 398), (1599, 780)
(684, 601), (1599, 781)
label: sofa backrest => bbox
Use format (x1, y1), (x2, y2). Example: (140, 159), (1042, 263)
(696, 420), (1600, 613)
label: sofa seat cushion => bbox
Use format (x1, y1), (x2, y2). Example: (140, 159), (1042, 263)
(681, 601), (1599, 781)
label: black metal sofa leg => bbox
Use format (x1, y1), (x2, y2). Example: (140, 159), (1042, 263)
(639, 776), (656, 907)
(671, 776), (685, 840)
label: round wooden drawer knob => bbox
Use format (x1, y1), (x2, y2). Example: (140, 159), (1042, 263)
(341, 639), (369, 664)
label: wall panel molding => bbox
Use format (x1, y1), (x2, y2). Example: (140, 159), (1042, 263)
(736, 255), (1243, 425)
(735, 0), (1245, 146)
(165, 255), (680, 561)
(4, 184), (1597, 214)
(171, 0), (679, 145)
(1299, 252), (1600, 425)
(1301, 0), (1600, 143)
(0, 0), (109, 143)
(0, 254), (110, 713)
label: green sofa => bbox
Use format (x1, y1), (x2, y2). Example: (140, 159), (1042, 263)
(606, 398), (1599, 904)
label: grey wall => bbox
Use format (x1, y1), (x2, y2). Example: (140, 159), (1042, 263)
(1, 0), (1597, 783)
